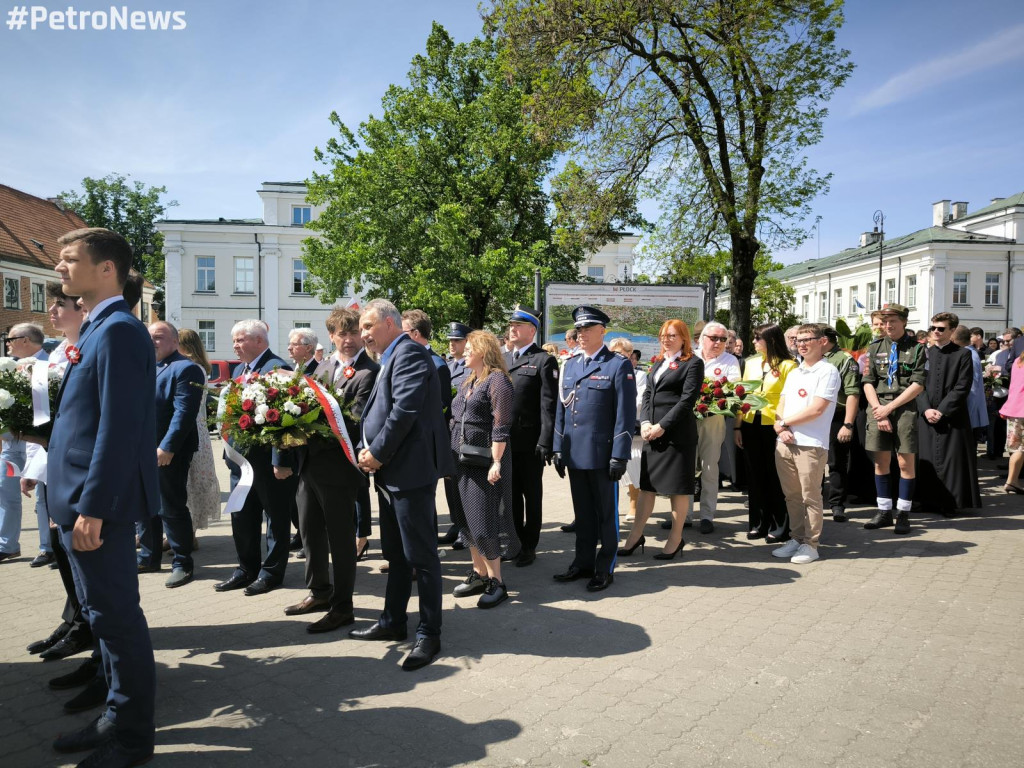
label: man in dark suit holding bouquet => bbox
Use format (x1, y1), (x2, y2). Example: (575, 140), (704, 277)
(46, 227), (159, 767)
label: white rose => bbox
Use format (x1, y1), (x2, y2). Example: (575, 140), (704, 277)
(0, 389), (13, 409)
(254, 414), (266, 425)
(0, 357), (18, 373)
(284, 401), (301, 416)
(256, 404), (269, 417)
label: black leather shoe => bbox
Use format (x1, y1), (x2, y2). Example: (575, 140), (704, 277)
(765, 533), (791, 544)
(660, 520), (672, 530)
(559, 522), (576, 533)
(136, 561), (161, 574)
(289, 533), (303, 551)
(284, 595), (330, 616)
(49, 658), (100, 690)
(552, 565), (593, 582)
(402, 636), (440, 671)
(30, 551), (56, 568)
(514, 549), (536, 567)
(831, 506), (848, 523)
(40, 632), (92, 661)
(64, 677), (108, 714)
(586, 572), (614, 592)
(437, 527), (459, 545)
(451, 540), (466, 551)
(307, 609), (355, 634)
(699, 519), (715, 534)
(863, 511), (893, 530)
(73, 737), (153, 768)
(746, 529), (768, 540)
(349, 622), (408, 642)
(28, 623), (71, 655)
(53, 714), (115, 753)
(243, 578), (276, 596)
(214, 573), (254, 592)
(0, 550), (21, 563)
(894, 512), (911, 534)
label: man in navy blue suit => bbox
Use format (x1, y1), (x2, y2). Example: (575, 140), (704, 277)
(552, 305), (637, 593)
(46, 227), (158, 768)
(137, 321), (205, 587)
(350, 299), (454, 671)
(215, 319), (299, 596)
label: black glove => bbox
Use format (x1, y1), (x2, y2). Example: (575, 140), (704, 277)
(536, 444), (553, 463)
(608, 458), (627, 482)
(552, 452), (566, 479)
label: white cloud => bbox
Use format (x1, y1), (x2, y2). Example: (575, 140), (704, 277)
(852, 24), (1024, 114)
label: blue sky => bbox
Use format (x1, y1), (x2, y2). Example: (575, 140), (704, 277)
(1, 0), (1020, 268)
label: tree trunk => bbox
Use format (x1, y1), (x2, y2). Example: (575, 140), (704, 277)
(729, 234), (760, 347)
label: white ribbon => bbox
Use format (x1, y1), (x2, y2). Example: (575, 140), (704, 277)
(217, 384), (255, 515)
(31, 359), (52, 427)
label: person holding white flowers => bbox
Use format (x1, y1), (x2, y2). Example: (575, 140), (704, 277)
(215, 320), (298, 597)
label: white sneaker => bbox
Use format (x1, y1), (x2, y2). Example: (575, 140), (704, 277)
(790, 544), (819, 564)
(772, 540), (801, 558)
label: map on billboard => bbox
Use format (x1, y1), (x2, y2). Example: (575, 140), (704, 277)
(543, 282), (706, 360)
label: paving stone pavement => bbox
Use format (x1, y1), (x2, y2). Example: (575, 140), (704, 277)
(2, 443), (1023, 767)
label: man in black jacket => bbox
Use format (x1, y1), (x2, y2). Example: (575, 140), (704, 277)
(504, 306), (558, 566)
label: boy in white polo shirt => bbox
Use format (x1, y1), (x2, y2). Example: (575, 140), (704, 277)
(772, 323), (840, 564)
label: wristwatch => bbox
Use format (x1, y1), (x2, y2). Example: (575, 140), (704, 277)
(779, 419), (788, 429)
(843, 422), (854, 429)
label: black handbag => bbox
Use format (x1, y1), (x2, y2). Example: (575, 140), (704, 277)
(458, 402), (493, 467)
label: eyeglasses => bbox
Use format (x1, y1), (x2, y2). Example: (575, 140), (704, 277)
(1001, 339), (1012, 345)
(5, 336), (26, 342)
(705, 335), (728, 343)
(928, 326), (948, 333)
(794, 336), (822, 345)
(659, 333), (679, 340)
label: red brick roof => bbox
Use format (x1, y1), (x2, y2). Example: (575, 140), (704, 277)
(0, 184), (88, 269)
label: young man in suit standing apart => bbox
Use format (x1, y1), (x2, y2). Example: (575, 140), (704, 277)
(47, 227), (159, 768)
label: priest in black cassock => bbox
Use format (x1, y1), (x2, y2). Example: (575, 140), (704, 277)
(914, 314), (982, 516)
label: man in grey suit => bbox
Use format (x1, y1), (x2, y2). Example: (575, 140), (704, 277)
(350, 299), (454, 671)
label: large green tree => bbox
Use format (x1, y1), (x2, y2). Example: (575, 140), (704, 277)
(485, 0), (853, 342)
(58, 173), (177, 286)
(305, 24), (603, 330)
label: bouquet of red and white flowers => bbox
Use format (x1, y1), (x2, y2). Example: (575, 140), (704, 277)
(694, 376), (768, 420)
(0, 356), (62, 439)
(218, 368), (335, 451)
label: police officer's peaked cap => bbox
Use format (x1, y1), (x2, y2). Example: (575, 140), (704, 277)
(572, 305), (610, 328)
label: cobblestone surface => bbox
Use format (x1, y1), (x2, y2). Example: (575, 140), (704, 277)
(2, 443), (1022, 767)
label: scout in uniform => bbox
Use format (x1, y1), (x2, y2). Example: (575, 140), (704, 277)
(861, 303), (926, 534)
(552, 306), (637, 592)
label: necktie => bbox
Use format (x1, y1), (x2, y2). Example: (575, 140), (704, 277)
(79, 319), (91, 334)
(513, 351), (520, 361)
(887, 342), (898, 387)
(583, 357), (591, 367)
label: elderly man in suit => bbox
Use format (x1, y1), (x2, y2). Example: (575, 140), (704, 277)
(350, 299), (454, 671)
(285, 326), (322, 553)
(504, 306), (557, 567)
(45, 227), (159, 768)
(284, 307), (380, 633)
(136, 321), (205, 587)
(215, 320), (299, 596)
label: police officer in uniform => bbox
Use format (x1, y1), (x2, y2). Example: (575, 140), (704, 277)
(552, 306), (637, 592)
(439, 322), (472, 547)
(503, 306), (558, 567)
(861, 303), (926, 534)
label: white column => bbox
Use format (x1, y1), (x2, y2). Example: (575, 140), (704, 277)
(164, 244), (183, 325)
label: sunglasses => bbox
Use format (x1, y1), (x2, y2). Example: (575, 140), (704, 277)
(705, 335), (728, 343)
(5, 336), (26, 342)
(928, 326), (949, 332)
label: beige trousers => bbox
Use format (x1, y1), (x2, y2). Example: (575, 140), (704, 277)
(774, 442), (828, 548)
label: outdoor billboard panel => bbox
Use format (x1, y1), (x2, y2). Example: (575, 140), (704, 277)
(543, 282), (706, 360)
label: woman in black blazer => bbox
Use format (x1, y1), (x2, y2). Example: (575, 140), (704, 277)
(618, 319), (704, 560)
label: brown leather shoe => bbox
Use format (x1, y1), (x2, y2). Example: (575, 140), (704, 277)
(284, 595), (330, 616)
(307, 609), (355, 633)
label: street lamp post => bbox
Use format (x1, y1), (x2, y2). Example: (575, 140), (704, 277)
(873, 209), (885, 309)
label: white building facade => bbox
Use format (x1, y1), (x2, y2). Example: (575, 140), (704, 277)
(159, 182), (639, 357)
(746, 193), (1024, 337)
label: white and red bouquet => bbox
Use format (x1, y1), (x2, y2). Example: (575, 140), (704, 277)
(218, 369), (332, 451)
(694, 376), (768, 420)
(0, 356), (62, 439)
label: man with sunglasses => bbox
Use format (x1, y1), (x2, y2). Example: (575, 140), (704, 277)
(914, 314), (981, 516)
(861, 303), (926, 534)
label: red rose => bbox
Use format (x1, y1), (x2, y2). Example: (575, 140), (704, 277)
(266, 387), (280, 398)
(718, 378), (729, 387)
(697, 403), (709, 413)
(299, 402), (309, 414)
(701, 383), (709, 392)
(242, 399), (254, 412)
(713, 388), (724, 397)
(717, 398), (727, 408)
(740, 402), (751, 413)
(735, 385), (745, 396)
(267, 408), (281, 423)
(238, 414), (253, 429)
(288, 385), (300, 396)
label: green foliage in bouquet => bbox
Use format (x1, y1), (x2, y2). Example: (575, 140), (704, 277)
(694, 377), (768, 420)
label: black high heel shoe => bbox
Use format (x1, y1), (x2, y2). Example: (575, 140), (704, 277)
(617, 536), (645, 556)
(356, 540), (370, 561)
(653, 538), (685, 561)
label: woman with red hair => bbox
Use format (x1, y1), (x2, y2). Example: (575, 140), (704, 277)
(618, 319), (704, 560)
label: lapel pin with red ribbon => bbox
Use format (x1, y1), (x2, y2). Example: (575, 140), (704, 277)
(65, 345), (82, 365)
(343, 366), (355, 380)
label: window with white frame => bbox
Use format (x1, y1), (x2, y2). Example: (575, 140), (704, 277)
(198, 321), (215, 352)
(293, 259), (310, 294)
(952, 272), (968, 305)
(587, 266), (605, 280)
(292, 206), (312, 226)
(196, 256), (216, 292)
(140, 301), (149, 324)
(985, 273), (1001, 305)
(849, 286), (860, 314)
(234, 256), (255, 294)
(294, 322), (311, 328)
(4, 277), (20, 308)
(885, 278), (896, 305)
(30, 282), (45, 312)
(818, 292), (827, 320)
(801, 295), (810, 319)
(867, 282), (877, 310)
(833, 289), (842, 317)
(905, 275), (917, 309)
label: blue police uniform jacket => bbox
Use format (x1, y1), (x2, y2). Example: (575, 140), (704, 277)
(553, 345), (637, 470)
(46, 300), (159, 526)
